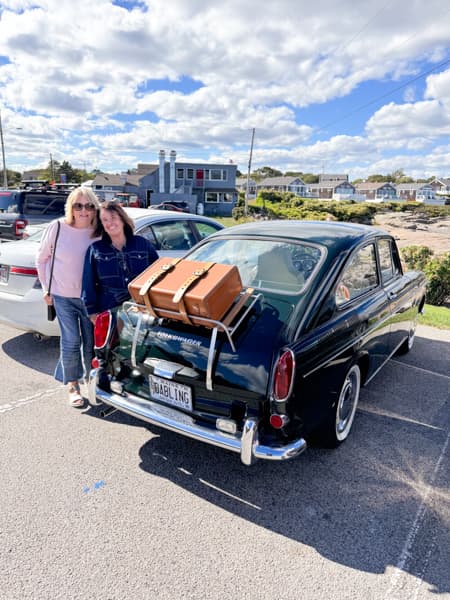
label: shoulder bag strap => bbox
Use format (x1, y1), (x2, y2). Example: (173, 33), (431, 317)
(47, 221), (61, 295)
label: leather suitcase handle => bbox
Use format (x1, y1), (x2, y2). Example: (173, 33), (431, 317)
(139, 258), (182, 317)
(139, 258), (182, 297)
(173, 262), (215, 324)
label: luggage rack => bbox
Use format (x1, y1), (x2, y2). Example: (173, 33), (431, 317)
(123, 288), (262, 391)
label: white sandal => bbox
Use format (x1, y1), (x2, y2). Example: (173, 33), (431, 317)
(68, 383), (84, 408)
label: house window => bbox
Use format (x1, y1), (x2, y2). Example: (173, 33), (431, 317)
(223, 192), (233, 203)
(205, 192), (219, 203)
(186, 169), (194, 180)
(207, 169), (227, 181)
(176, 168), (184, 179)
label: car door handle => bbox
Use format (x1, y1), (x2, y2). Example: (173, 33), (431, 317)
(388, 291), (397, 300)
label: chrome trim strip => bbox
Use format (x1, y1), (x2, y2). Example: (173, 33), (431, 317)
(131, 311), (143, 368)
(90, 372), (307, 466)
(206, 327), (218, 391)
(302, 312), (397, 378)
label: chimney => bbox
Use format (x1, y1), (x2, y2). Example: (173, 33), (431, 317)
(158, 150), (165, 193)
(169, 150), (176, 193)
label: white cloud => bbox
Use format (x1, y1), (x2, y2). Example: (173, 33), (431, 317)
(0, 0), (449, 177)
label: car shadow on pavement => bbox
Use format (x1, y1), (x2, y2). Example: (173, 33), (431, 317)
(1, 332), (59, 375)
(133, 333), (449, 595)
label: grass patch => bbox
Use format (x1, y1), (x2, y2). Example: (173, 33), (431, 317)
(215, 217), (237, 227)
(420, 304), (450, 330)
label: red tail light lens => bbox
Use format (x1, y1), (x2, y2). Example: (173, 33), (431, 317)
(94, 311), (112, 349)
(273, 349), (295, 401)
(15, 219), (27, 237)
(10, 266), (38, 276)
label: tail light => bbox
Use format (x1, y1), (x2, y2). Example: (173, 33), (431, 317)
(10, 266), (38, 276)
(273, 349), (295, 401)
(269, 414), (289, 429)
(15, 219), (27, 238)
(94, 311), (113, 349)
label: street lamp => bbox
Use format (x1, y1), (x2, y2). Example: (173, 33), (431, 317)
(0, 109), (7, 189)
(0, 110), (22, 189)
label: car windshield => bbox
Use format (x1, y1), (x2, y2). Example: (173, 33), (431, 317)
(187, 238), (323, 293)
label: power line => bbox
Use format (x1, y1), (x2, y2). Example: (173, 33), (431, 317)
(317, 56), (450, 133)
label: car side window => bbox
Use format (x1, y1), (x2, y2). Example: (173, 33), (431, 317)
(23, 194), (66, 216)
(137, 224), (158, 246)
(194, 221), (222, 239)
(378, 238), (399, 284)
(152, 221), (196, 251)
(336, 243), (378, 306)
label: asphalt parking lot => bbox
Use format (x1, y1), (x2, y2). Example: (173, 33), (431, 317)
(0, 322), (449, 600)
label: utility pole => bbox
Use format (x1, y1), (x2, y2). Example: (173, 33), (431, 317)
(0, 110), (7, 189)
(245, 127), (255, 216)
(50, 153), (55, 182)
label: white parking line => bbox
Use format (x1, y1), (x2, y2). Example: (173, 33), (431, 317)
(384, 432), (450, 599)
(390, 359), (450, 380)
(0, 386), (64, 413)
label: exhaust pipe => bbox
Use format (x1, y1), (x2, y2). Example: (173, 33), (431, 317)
(100, 406), (118, 418)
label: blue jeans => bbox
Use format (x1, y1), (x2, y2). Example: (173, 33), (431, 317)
(53, 295), (94, 384)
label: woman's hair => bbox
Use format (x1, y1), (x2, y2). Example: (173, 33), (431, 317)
(99, 200), (135, 242)
(64, 187), (101, 237)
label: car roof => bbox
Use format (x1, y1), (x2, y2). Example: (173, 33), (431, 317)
(209, 219), (386, 253)
(124, 207), (222, 227)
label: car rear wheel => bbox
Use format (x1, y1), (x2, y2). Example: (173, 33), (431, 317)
(396, 323), (416, 355)
(316, 364), (361, 448)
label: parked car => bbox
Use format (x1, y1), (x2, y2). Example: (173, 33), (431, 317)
(150, 201), (190, 213)
(0, 188), (70, 241)
(88, 220), (426, 465)
(0, 208), (224, 338)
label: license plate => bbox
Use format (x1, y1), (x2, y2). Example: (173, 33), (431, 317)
(0, 265), (9, 284)
(149, 375), (192, 412)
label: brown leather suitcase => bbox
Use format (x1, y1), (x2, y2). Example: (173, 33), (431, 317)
(128, 257), (243, 327)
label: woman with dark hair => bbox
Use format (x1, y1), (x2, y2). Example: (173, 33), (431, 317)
(82, 201), (158, 322)
(37, 187), (101, 407)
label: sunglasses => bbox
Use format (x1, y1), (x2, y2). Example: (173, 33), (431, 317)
(73, 202), (96, 211)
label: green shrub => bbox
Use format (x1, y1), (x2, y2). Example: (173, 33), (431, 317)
(423, 254), (450, 306)
(401, 245), (435, 270)
(401, 246), (450, 306)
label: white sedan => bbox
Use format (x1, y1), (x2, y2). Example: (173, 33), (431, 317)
(0, 208), (224, 338)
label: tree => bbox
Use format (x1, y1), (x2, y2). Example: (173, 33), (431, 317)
(58, 160), (77, 183)
(367, 174), (388, 182)
(253, 166), (282, 178)
(388, 169), (405, 182)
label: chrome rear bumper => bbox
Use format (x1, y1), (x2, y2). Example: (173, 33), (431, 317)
(88, 368), (307, 466)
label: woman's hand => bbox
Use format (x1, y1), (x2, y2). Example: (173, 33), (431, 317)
(89, 314), (98, 325)
(43, 292), (53, 306)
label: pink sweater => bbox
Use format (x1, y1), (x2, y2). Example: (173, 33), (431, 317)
(36, 219), (98, 298)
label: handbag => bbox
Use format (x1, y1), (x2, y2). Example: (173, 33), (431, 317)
(47, 221), (61, 321)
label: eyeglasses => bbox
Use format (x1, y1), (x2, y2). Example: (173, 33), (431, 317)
(73, 202), (96, 211)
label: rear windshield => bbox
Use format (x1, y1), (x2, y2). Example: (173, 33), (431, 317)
(0, 191), (19, 213)
(187, 238), (324, 294)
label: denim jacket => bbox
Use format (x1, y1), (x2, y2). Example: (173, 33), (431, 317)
(82, 235), (158, 315)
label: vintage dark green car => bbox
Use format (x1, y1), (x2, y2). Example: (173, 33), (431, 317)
(88, 221), (426, 465)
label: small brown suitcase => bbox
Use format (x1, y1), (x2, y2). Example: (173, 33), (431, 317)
(128, 257), (243, 327)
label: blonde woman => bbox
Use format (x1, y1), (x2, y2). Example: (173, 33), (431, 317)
(37, 187), (101, 407)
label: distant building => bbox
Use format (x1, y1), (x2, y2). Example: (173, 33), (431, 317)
(429, 178), (450, 204)
(256, 176), (308, 197)
(92, 151), (238, 216)
(308, 179), (356, 199)
(236, 177), (257, 199)
(396, 183), (437, 203)
(354, 182), (397, 201)
(318, 174), (348, 183)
